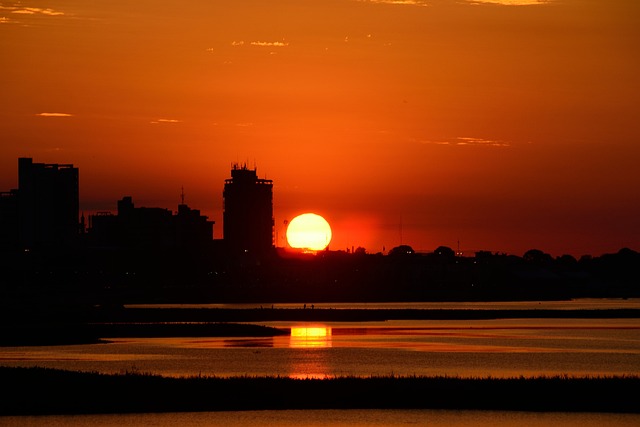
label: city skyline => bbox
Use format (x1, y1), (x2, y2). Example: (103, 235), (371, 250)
(1, 1), (639, 257)
(1, 156), (636, 259)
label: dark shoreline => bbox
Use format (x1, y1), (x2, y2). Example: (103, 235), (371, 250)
(105, 307), (640, 323)
(0, 322), (289, 347)
(3, 306), (639, 346)
(1, 367), (639, 415)
(11, 304), (639, 324)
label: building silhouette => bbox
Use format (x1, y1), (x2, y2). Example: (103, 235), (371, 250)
(88, 196), (214, 250)
(175, 202), (215, 249)
(0, 189), (19, 251)
(10, 158), (80, 250)
(223, 163), (274, 254)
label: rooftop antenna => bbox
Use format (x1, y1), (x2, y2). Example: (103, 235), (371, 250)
(399, 214), (403, 245)
(180, 186), (185, 205)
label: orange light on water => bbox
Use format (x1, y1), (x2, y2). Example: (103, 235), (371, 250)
(290, 326), (332, 348)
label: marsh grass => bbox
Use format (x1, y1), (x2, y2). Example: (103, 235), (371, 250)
(1, 366), (638, 415)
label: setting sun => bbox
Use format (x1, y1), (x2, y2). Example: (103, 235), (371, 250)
(286, 213), (332, 251)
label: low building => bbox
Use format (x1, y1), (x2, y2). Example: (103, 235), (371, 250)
(88, 196), (213, 250)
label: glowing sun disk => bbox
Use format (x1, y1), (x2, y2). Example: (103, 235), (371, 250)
(286, 213), (332, 251)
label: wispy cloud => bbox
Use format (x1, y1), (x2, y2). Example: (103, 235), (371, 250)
(12, 8), (64, 16)
(466, 0), (552, 5)
(356, 0), (429, 6)
(231, 40), (289, 47)
(456, 136), (510, 147)
(150, 118), (181, 124)
(357, 0), (549, 5)
(355, 0), (556, 6)
(0, 4), (65, 16)
(416, 136), (511, 147)
(250, 41), (289, 47)
(36, 112), (73, 117)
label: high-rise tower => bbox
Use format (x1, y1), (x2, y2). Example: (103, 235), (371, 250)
(17, 157), (79, 250)
(223, 163), (274, 254)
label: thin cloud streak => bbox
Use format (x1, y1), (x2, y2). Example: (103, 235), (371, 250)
(250, 41), (289, 47)
(36, 112), (73, 117)
(356, 0), (429, 5)
(150, 119), (182, 124)
(466, 0), (552, 5)
(416, 137), (511, 147)
(231, 40), (289, 47)
(1, 5), (65, 16)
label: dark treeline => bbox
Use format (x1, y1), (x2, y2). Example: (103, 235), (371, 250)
(1, 367), (639, 415)
(1, 243), (638, 306)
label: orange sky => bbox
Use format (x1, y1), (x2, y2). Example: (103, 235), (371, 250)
(1, 0), (639, 257)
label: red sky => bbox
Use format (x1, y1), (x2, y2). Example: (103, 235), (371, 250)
(1, 0), (639, 257)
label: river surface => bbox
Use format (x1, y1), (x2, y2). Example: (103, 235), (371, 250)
(2, 300), (639, 425)
(1, 300), (638, 379)
(3, 409), (640, 427)
(1, 318), (638, 378)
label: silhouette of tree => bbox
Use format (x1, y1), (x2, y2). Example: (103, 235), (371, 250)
(578, 254), (593, 264)
(434, 246), (455, 259)
(523, 249), (553, 264)
(475, 250), (493, 259)
(388, 245), (414, 256)
(354, 246), (367, 255)
(556, 254), (578, 266)
(616, 247), (639, 259)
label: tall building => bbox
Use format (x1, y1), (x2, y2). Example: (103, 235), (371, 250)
(17, 158), (79, 250)
(223, 163), (274, 254)
(0, 189), (19, 251)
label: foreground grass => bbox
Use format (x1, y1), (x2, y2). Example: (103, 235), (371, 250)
(1, 367), (638, 415)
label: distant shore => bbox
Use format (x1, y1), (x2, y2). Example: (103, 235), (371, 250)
(1, 367), (639, 415)
(8, 303), (640, 324)
(0, 322), (288, 347)
(2, 305), (639, 346)
(104, 306), (640, 322)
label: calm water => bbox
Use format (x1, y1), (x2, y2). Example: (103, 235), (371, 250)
(1, 318), (639, 379)
(2, 300), (639, 425)
(3, 409), (640, 427)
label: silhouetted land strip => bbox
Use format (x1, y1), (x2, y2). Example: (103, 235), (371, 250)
(89, 307), (640, 323)
(0, 306), (640, 346)
(2, 246), (638, 304)
(0, 323), (287, 347)
(3, 306), (639, 346)
(7, 304), (640, 325)
(1, 367), (638, 415)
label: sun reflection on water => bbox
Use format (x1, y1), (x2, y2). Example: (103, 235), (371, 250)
(288, 326), (333, 379)
(290, 326), (332, 348)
